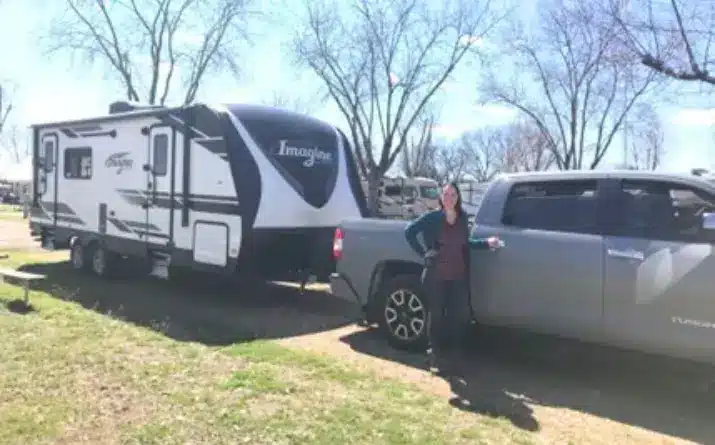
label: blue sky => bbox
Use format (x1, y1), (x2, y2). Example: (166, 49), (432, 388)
(0, 0), (713, 177)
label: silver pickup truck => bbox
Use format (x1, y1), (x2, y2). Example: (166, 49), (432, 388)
(330, 170), (715, 366)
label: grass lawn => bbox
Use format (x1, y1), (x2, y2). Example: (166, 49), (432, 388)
(0, 251), (535, 445)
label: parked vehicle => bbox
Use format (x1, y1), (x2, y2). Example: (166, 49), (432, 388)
(330, 170), (715, 366)
(29, 101), (367, 281)
(362, 176), (439, 219)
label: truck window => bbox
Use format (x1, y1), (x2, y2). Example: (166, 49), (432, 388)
(501, 179), (600, 234)
(64, 147), (93, 180)
(613, 179), (715, 243)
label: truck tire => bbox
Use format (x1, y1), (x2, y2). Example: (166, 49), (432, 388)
(377, 274), (429, 351)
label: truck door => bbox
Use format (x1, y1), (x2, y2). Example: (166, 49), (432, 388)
(469, 178), (605, 340)
(36, 133), (58, 226)
(145, 126), (173, 246)
(602, 178), (715, 361)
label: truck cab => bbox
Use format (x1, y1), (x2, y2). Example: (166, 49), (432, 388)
(472, 171), (715, 364)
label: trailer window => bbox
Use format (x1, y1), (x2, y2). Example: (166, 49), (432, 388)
(64, 147), (93, 180)
(153, 134), (168, 176)
(44, 140), (55, 173)
(383, 185), (403, 197)
(501, 179), (600, 234)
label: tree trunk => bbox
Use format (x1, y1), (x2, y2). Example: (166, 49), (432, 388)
(365, 173), (382, 217)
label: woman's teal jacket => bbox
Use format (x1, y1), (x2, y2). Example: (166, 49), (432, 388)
(404, 210), (491, 257)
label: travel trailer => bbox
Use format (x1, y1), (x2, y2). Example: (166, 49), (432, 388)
(29, 101), (368, 281)
(363, 176), (439, 219)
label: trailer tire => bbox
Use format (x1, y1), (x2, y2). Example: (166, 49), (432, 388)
(70, 239), (88, 272)
(88, 243), (118, 279)
(377, 274), (429, 352)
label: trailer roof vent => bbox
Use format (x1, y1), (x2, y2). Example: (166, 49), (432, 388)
(109, 101), (164, 114)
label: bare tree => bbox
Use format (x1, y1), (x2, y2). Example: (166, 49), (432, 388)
(0, 84), (20, 164)
(459, 120), (554, 180)
(625, 103), (664, 170)
(401, 114), (438, 177)
(262, 89), (318, 115)
(293, 0), (506, 212)
(482, 0), (658, 170)
(0, 124), (28, 164)
(434, 143), (469, 183)
(46, 0), (255, 105)
(459, 128), (502, 181)
(610, 0), (715, 87)
(0, 84), (11, 139)
(401, 114), (472, 183)
(499, 120), (556, 172)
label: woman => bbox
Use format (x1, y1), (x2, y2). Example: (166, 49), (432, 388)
(404, 182), (501, 375)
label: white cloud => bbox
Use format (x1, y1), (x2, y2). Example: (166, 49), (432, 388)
(670, 108), (715, 126)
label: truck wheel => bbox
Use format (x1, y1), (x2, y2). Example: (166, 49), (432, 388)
(377, 274), (429, 351)
(70, 239), (88, 272)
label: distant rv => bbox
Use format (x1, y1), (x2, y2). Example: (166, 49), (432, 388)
(362, 176), (439, 219)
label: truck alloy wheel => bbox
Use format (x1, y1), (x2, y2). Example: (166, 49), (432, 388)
(385, 289), (426, 341)
(378, 274), (429, 351)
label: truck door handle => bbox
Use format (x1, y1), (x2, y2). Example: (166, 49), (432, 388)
(607, 248), (644, 261)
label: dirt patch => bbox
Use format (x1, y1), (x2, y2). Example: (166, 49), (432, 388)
(0, 218), (41, 252)
(281, 326), (715, 445)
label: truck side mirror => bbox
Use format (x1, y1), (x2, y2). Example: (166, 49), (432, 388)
(142, 164), (153, 173)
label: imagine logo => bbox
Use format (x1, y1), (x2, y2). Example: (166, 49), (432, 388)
(105, 152), (133, 174)
(276, 140), (333, 168)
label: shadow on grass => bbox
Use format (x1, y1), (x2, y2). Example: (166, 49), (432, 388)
(15, 259), (358, 346)
(1, 298), (36, 314)
(340, 327), (715, 442)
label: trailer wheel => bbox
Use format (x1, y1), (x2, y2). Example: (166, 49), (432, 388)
(377, 274), (429, 352)
(70, 240), (88, 272)
(89, 243), (117, 279)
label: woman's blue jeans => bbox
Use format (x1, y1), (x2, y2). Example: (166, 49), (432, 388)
(428, 278), (469, 356)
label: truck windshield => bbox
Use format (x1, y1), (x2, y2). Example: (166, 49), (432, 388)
(420, 186), (439, 200)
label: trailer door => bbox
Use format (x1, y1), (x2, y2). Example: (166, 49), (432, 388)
(145, 126), (174, 246)
(37, 132), (58, 226)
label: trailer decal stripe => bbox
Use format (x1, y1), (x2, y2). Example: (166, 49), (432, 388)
(116, 189), (240, 215)
(108, 218), (132, 233)
(40, 201), (78, 216)
(56, 215), (85, 225)
(123, 220), (161, 231)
